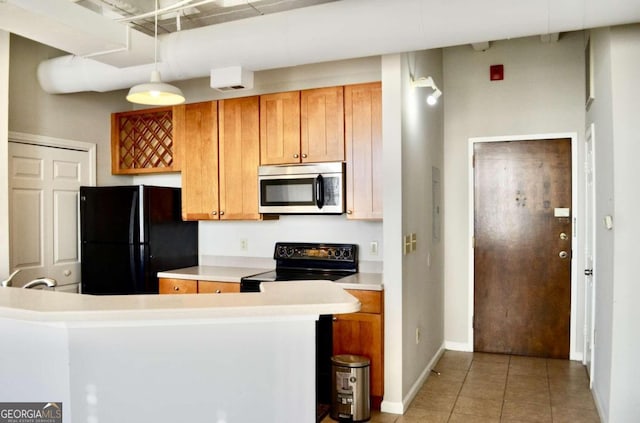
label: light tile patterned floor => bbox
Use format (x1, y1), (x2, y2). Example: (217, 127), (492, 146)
(323, 350), (600, 422)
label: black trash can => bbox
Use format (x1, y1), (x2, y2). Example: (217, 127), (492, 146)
(330, 354), (370, 422)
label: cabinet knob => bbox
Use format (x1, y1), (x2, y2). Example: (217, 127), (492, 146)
(211, 211), (217, 216)
(347, 210), (353, 215)
(220, 211), (225, 216)
(215, 289), (222, 294)
(173, 286), (180, 291)
(302, 153), (307, 158)
(332, 317), (338, 321)
(293, 154), (299, 159)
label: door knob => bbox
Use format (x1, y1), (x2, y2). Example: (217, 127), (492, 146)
(559, 251), (568, 259)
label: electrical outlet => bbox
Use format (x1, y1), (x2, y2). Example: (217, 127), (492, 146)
(240, 238), (248, 251)
(415, 327), (421, 344)
(369, 241), (378, 256)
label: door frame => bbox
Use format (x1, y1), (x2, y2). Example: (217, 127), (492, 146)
(468, 132), (582, 360)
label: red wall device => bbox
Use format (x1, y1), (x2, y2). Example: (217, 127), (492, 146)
(490, 64), (504, 81)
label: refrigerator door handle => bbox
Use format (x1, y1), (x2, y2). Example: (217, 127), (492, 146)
(128, 190), (139, 244)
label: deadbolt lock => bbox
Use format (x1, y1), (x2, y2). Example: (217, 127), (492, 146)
(560, 232), (568, 240)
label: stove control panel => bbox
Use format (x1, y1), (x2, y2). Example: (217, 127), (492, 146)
(274, 243), (357, 262)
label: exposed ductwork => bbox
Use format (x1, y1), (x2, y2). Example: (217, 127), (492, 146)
(6, 0), (640, 94)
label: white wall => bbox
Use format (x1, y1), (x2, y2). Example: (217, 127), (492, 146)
(378, 50), (446, 413)
(0, 31), (9, 279)
(588, 24), (640, 423)
(442, 32), (586, 352)
(400, 50), (445, 397)
(586, 27), (615, 420)
(380, 54), (404, 412)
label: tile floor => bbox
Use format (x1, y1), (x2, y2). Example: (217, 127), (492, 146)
(323, 350), (600, 423)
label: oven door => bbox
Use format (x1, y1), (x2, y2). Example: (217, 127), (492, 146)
(258, 163), (344, 214)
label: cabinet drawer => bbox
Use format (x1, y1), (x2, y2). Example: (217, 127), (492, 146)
(345, 289), (383, 314)
(198, 281), (240, 294)
(159, 278), (197, 294)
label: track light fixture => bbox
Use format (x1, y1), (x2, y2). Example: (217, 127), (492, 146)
(411, 76), (442, 106)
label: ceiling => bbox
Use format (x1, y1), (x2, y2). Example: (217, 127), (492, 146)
(74, 0), (338, 35)
(3, 0), (640, 95)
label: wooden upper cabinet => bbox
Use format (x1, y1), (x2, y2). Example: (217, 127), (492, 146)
(111, 107), (178, 174)
(175, 101), (220, 221)
(301, 86), (345, 163)
(219, 96), (261, 220)
(260, 91), (301, 165)
(345, 82), (382, 220)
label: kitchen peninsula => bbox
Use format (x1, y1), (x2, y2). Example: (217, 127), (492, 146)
(0, 282), (359, 423)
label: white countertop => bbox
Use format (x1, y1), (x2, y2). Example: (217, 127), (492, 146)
(0, 281), (360, 325)
(158, 265), (383, 291)
(157, 265), (270, 282)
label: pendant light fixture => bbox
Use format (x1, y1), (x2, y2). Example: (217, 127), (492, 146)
(126, 0), (185, 106)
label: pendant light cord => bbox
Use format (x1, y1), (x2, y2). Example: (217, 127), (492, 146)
(154, 0), (158, 72)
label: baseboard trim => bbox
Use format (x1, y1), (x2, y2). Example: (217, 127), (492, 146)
(380, 343), (446, 415)
(444, 341), (473, 352)
(570, 351), (584, 361)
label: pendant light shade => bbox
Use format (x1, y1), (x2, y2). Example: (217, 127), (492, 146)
(127, 70), (185, 105)
(126, 0), (185, 106)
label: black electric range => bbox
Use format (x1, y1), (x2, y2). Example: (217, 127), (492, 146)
(240, 242), (358, 422)
(240, 242), (358, 291)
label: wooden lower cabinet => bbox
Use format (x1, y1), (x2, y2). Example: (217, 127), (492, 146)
(159, 278), (197, 294)
(198, 281), (240, 294)
(333, 289), (384, 409)
(158, 278), (239, 294)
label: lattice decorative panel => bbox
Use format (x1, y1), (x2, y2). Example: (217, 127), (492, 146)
(112, 108), (176, 174)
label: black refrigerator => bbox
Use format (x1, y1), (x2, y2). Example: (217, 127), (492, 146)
(80, 185), (198, 295)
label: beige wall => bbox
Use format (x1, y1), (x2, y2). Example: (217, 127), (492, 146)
(442, 32), (587, 351)
(8, 35), (131, 187)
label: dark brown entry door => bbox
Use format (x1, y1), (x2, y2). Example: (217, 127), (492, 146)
(474, 139), (572, 358)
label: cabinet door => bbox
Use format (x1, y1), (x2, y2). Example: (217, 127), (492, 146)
(260, 91), (301, 164)
(301, 86), (345, 163)
(333, 312), (384, 404)
(159, 278), (197, 294)
(219, 96), (261, 220)
(177, 101), (219, 221)
(111, 107), (177, 174)
(345, 82), (382, 220)
(198, 281), (240, 294)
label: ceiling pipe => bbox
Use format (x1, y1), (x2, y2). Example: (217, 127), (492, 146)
(34, 0), (640, 94)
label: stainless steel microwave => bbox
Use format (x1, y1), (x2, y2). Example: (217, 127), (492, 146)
(258, 162), (345, 214)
